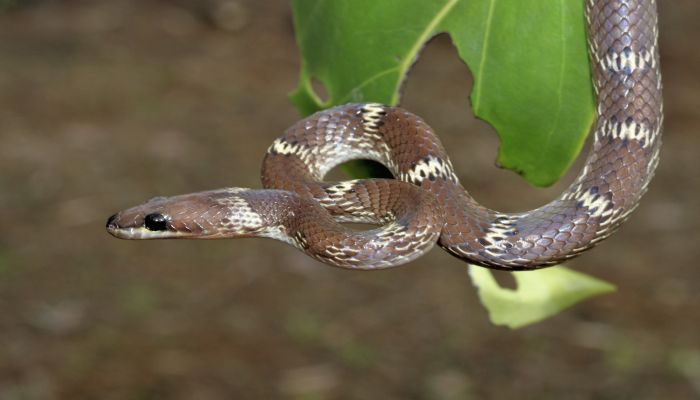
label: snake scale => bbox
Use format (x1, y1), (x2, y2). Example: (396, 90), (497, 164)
(107, 0), (663, 270)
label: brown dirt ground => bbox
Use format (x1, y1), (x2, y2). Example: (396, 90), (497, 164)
(1, 0), (699, 399)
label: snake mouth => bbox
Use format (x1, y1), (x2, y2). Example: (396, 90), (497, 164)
(106, 222), (182, 240)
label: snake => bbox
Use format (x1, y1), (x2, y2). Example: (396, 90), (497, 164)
(106, 0), (663, 270)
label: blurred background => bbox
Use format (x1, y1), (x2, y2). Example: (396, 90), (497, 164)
(1, 0), (699, 399)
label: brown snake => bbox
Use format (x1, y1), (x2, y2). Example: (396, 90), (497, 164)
(107, 0), (663, 270)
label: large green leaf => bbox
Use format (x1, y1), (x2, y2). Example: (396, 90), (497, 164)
(290, 0), (612, 325)
(290, 0), (595, 186)
(469, 266), (616, 328)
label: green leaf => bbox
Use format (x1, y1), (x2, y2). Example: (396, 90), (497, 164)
(291, 0), (612, 325)
(468, 265), (616, 329)
(290, 0), (595, 186)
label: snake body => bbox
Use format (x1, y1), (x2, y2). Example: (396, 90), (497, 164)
(107, 0), (663, 270)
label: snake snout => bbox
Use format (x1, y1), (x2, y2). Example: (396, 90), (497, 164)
(106, 213), (118, 231)
(107, 214), (117, 230)
(106, 212), (134, 238)
(106, 212), (135, 239)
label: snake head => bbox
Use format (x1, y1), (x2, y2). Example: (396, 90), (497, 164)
(106, 188), (266, 239)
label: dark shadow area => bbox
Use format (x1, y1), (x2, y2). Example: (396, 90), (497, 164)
(325, 159), (394, 181)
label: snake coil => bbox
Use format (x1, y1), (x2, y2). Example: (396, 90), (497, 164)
(107, 0), (663, 270)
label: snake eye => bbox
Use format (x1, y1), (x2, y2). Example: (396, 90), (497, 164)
(144, 213), (169, 231)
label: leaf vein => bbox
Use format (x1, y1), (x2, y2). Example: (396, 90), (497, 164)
(542, 0), (567, 154)
(338, 66), (402, 104)
(471, 0), (497, 112)
(390, 0), (459, 104)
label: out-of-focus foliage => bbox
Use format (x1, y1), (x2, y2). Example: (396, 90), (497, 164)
(469, 266), (616, 328)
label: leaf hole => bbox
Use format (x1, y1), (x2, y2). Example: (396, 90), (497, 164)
(401, 34), (595, 213)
